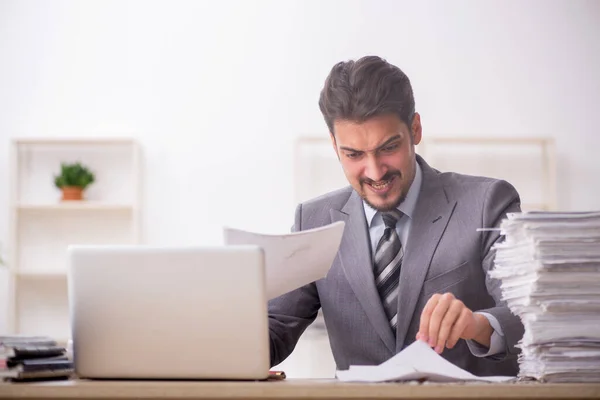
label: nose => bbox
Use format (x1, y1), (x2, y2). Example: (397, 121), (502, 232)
(364, 154), (387, 182)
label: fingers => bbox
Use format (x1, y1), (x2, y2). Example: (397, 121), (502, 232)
(428, 293), (454, 353)
(417, 292), (472, 354)
(417, 293), (441, 344)
(447, 308), (472, 349)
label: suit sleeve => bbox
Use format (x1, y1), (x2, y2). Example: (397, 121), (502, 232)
(478, 179), (525, 358)
(267, 203), (321, 367)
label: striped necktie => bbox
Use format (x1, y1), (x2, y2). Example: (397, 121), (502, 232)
(373, 210), (403, 333)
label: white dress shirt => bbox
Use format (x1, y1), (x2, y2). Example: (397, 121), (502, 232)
(362, 162), (505, 357)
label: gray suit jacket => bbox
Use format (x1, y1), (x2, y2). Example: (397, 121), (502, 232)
(268, 155), (524, 376)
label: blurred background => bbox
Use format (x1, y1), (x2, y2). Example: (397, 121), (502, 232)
(0, 0), (599, 378)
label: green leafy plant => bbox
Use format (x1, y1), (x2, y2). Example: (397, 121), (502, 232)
(54, 162), (95, 189)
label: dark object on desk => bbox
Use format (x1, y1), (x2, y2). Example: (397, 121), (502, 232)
(1, 358), (73, 382)
(1, 335), (73, 382)
(268, 370), (286, 380)
(3, 345), (66, 360)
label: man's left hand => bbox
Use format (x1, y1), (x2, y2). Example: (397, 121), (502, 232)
(416, 292), (492, 354)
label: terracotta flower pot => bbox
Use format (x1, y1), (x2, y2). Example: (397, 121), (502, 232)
(61, 186), (84, 201)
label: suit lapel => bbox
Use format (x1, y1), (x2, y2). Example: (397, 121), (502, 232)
(395, 158), (457, 351)
(330, 191), (396, 354)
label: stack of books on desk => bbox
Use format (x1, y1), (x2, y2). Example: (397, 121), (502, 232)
(490, 211), (600, 383)
(0, 335), (73, 381)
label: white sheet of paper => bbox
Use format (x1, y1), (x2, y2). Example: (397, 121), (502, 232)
(223, 221), (345, 300)
(336, 340), (515, 383)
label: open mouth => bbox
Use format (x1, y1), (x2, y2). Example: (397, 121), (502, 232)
(365, 175), (397, 194)
(370, 180), (392, 190)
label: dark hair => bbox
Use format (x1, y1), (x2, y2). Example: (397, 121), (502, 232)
(318, 56), (415, 135)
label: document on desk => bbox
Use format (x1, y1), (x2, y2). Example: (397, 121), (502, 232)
(223, 221), (345, 300)
(336, 340), (515, 383)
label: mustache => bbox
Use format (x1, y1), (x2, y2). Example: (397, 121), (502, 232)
(361, 171), (401, 185)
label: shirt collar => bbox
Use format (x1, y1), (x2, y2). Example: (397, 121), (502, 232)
(363, 161), (423, 227)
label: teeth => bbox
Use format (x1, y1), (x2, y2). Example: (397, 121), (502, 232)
(371, 180), (390, 189)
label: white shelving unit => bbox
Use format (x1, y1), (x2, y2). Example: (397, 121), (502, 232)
(418, 137), (557, 211)
(7, 138), (143, 344)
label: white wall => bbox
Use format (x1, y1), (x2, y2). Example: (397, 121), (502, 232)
(1, 0), (599, 344)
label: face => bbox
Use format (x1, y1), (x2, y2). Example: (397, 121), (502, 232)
(331, 113), (422, 212)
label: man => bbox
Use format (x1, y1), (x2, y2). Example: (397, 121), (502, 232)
(268, 56), (524, 376)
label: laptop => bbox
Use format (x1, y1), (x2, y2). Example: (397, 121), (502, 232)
(66, 244), (270, 380)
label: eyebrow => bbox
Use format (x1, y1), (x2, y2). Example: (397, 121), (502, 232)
(339, 134), (402, 153)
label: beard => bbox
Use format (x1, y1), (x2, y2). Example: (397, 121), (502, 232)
(360, 170), (407, 212)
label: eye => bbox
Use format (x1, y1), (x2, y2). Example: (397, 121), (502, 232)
(345, 152), (362, 159)
(382, 144), (399, 152)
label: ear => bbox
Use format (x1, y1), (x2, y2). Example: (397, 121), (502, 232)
(411, 112), (422, 145)
(330, 132), (340, 160)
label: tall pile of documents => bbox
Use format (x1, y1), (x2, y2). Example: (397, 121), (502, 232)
(491, 211), (600, 383)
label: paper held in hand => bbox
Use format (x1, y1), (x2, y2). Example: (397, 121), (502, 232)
(336, 340), (515, 383)
(223, 221), (345, 300)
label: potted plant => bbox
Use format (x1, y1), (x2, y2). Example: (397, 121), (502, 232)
(54, 162), (95, 201)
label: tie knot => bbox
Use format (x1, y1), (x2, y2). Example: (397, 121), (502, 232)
(381, 210), (402, 228)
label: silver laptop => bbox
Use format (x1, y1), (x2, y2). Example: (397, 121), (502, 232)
(66, 245), (270, 380)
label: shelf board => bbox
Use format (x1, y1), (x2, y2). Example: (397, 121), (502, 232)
(16, 202), (134, 211)
(16, 270), (67, 278)
(422, 137), (553, 145)
(13, 137), (136, 146)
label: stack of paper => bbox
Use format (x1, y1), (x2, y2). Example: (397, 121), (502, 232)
(490, 211), (600, 383)
(336, 340), (514, 383)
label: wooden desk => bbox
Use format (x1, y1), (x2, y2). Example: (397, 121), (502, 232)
(0, 379), (599, 400)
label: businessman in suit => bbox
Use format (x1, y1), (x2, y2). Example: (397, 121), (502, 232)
(268, 56), (525, 376)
